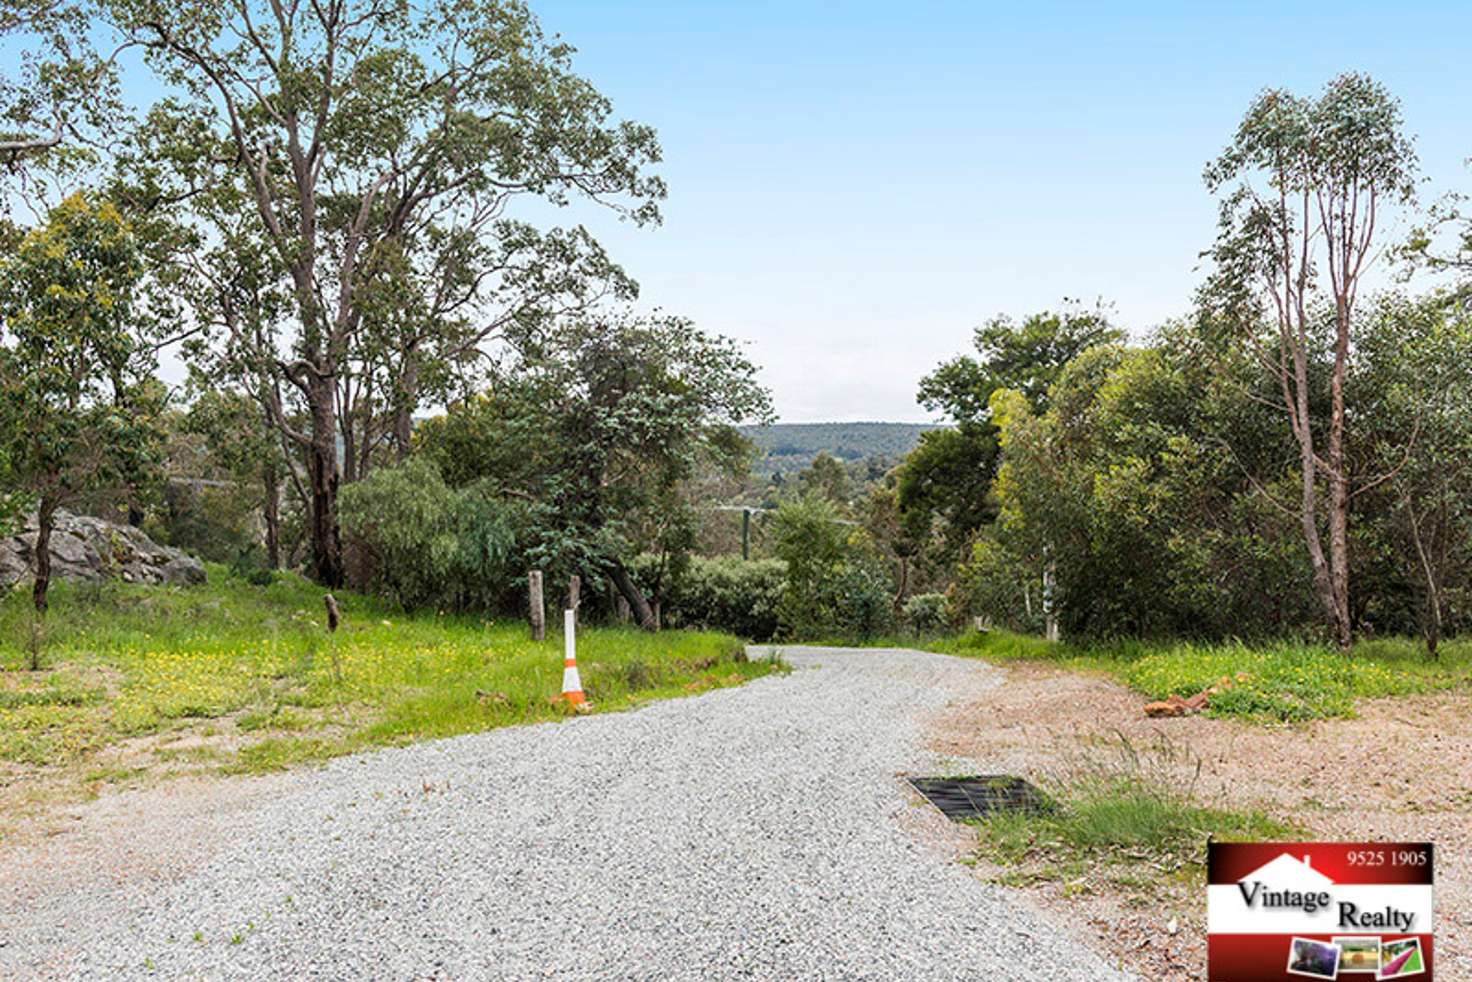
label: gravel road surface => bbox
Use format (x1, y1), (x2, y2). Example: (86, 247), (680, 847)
(2, 646), (1129, 981)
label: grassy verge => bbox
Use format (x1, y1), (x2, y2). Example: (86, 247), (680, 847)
(0, 568), (778, 831)
(976, 773), (1293, 895)
(920, 630), (1472, 722)
(968, 733), (1295, 899)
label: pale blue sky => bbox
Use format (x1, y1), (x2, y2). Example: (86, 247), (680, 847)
(18, 2), (1472, 421)
(520, 1), (1472, 421)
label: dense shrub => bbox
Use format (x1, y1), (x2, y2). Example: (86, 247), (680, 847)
(821, 559), (895, 640)
(901, 592), (951, 634)
(339, 459), (514, 611)
(771, 495), (895, 640)
(635, 555), (786, 641)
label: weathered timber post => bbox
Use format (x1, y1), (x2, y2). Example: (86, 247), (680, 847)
(323, 593), (342, 683)
(1042, 560), (1059, 643)
(741, 508), (751, 561)
(529, 570), (545, 641)
(567, 574), (580, 615)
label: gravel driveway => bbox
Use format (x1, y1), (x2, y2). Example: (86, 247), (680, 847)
(2, 646), (1129, 981)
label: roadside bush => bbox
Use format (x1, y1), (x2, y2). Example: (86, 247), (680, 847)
(339, 459), (514, 611)
(823, 559), (895, 640)
(772, 494), (895, 640)
(672, 556), (785, 641)
(901, 592), (951, 634)
(629, 554), (785, 641)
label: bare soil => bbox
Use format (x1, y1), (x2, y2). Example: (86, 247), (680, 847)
(929, 661), (1472, 981)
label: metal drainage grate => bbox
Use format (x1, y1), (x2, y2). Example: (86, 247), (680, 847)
(907, 775), (1051, 822)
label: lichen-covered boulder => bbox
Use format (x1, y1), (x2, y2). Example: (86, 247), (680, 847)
(0, 511), (206, 589)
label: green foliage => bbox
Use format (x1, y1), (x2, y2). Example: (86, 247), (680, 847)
(416, 314), (771, 596)
(900, 592), (950, 634)
(0, 0), (122, 190)
(632, 555), (786, 641)
(966, 294), (1472, 646)
(771, 495), (895, 640)
(895, 302), (1118, 575)
(1200, 73), (1418, 648)
(107, 0), (669, 585)
(918, 300), (1123, 425)
(0, 193), (163, 607)
(772, 495), (849, 637)
(956, 535), (1042, 633)
(169, 388), (288, 559)
(796, 451), (850, 504)
(895, 425), (999, 557)
(1352, 294), (1472, 653)
(338, 459), (515, 611)
(979, 329), (1317, 639)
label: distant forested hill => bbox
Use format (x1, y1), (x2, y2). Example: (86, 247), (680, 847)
(739, 421), (941, 475)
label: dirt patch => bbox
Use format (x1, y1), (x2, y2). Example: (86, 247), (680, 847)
(0, 702), (356, 850)
(930, 661), (1472, 982)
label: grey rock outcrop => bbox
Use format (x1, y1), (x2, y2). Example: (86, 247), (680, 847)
(0, 511), (207, 589)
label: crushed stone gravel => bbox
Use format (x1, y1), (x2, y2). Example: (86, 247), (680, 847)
(2, 646), (1131, 981)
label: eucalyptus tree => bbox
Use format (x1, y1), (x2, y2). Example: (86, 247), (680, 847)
(419, 312), (773, 628)
(902, 302), (1119, 568)
(1202, 73), (1417, 649)
(107, 0), (664, 586)
(0, 194), (160, 612)
(0, 0), (105, 183)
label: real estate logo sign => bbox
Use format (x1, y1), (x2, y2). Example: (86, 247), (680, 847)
(1208, 842), (1434, 981)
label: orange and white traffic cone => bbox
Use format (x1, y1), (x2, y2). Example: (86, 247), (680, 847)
(561, 608), (587, 709)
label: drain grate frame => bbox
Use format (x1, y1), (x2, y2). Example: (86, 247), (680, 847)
(907, 775), (1052, 823)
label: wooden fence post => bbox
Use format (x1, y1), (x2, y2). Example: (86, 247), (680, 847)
(529, 570), (545, 641)
(567, 574), (580, 615)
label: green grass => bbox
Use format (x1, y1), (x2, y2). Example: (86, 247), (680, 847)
(974, 771), (1294, 889)
(922, 629), (1472, 722)
(0, 568), (779, 780)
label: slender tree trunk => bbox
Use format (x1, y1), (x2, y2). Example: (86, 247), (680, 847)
(1042, 559), (1059, 642)
(307, 378), (344, 587)
(1326, 312), (1353, 651)
(1289, 337), (1345, 649)
(609, 561), (657, 631)
(892, 555), (910, 615)
(340, 406), (358, 486)
(393, 355), (420, 462)
(32, 495), (57, 613)
(263, 462), (282, 569)
(1405, 494), (1443, 660)
(1299, 446), (1339, 638)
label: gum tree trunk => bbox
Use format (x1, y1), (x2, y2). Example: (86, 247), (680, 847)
(610, 561), (657, 631)
(263, 462), (281, 569)
(31, 495), (56, 613)
(306, 377), (344, 588)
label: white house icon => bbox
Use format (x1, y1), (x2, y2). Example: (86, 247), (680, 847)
(1242, 852), (1336, 888)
